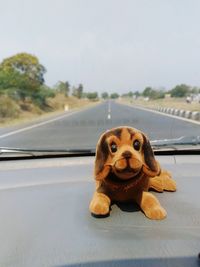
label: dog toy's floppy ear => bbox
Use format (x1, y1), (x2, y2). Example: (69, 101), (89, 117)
(94, 133), (111, 181)
(142, 134), (160, 177)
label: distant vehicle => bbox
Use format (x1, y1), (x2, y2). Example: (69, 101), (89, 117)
(186, 94), (200, 103)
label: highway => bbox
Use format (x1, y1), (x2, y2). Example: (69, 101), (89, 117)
(0, 101), (200, 150)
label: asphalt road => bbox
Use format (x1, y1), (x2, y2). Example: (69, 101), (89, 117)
(0, 101), (200, 150)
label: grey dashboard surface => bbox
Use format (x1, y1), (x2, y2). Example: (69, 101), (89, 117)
(0, 155), (200, 267)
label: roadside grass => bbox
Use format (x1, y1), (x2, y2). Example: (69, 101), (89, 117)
(0, 94), (100, 127)
(47, 93), (95, 110)
(119, 97), (200, 112)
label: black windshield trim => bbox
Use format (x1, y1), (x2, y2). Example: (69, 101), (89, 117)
(0, 148), (200, 161)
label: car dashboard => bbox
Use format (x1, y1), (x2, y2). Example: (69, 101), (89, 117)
(0, 154), (200, 267)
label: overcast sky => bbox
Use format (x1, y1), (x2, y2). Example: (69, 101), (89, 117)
(1, 0), (200, 93)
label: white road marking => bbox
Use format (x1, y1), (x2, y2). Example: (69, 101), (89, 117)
(107, 100), (111, 119)
(108, 100), (111, 113)
(119, 102), (200, 125)
(107, 113), (111, 119)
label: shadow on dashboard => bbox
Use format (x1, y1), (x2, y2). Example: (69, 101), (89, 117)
(114, 201), (140, 213)
(58, 255), (200, 267)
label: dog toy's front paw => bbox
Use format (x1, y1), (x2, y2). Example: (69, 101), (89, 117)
(89, 192), (111, 216)
(90, 200), (110, 216)
(144, 205), (167, 220)
(139, 192), (167, 220)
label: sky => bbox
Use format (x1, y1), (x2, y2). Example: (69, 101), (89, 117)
(1, 0), (200, 93)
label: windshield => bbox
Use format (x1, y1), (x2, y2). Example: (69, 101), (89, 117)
(0, 1), (200, 152)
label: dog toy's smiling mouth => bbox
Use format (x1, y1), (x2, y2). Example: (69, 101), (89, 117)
(116, 166), (140, 174)
(112, 157), (142, 180)
(113, 166), (141, 179)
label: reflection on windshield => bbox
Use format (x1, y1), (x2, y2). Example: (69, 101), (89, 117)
(0, 2), (200, 151)
(0, 100), (200, 150)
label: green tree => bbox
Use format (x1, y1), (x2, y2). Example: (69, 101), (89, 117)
(0, 53), (46, 100)
(86, 92), (98, 100)
(56, 81), (70, 96)
(170, 84), (190, 97)
(150, 89), (165, 99)
(77, 83), (83, 98)
(127, 91), (134, 97)
(72, 83), (83, 99)
(31, 86), (55, 109)
(101, 92), (109, 99)
(190, 86), (200, 94)
(134, 91), (140, 97)
(110, 93), (119, 99)
(121, 91), (134, 98)
(142, 87), (165, 99)
(142, 87), (153, 97)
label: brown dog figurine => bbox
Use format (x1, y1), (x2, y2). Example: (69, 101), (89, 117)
(89, 126), (176, 220)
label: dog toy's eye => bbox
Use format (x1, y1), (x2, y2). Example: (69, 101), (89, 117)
(110, 142), (118, 153)
(133, 140), (141, 151)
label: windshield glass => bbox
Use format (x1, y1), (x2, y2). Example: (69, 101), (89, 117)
(0, 1), (200, 152)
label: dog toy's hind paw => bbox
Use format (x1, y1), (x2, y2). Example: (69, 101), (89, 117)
(162, 170), (177, 191)
(149, 170), (177, 192)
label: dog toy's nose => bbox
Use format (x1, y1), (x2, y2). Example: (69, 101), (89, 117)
(122, 151), (132, 159)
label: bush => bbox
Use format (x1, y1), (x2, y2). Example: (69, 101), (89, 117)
(150, 90), (165, 99)
(86, 92), (98, 100)
(31, 87), (55, 109)
(142, 87), (165, 99)
(110, 93), (119, 99)
(0, 95), (21, 118)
